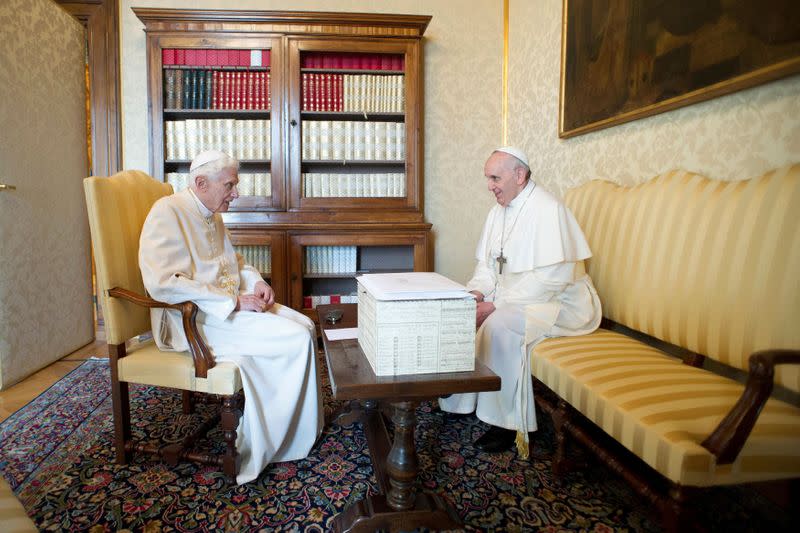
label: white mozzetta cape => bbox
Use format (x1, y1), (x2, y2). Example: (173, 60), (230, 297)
(139, 189), (264, 351)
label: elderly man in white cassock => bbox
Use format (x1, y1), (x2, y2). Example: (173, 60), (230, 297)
(138, 150), (323, 484)
(439, 147), (602, 457)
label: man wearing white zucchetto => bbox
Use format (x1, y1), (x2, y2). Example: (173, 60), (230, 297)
(439, 147), (602, 457)
(139, 149), (323, 484)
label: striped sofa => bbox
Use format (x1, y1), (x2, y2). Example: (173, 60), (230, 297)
(531, 165), (800, 530)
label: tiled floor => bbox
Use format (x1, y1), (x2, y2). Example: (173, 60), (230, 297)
(0, 337), (107, 424)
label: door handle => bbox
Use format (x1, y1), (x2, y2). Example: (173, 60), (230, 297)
(0, 183), (17, 191)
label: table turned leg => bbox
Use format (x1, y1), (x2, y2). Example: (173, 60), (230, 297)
(332, 399), (462, 533)
(386, 400), (419, 510)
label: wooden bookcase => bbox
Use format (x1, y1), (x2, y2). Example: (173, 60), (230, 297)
(134, 8), (432, 320)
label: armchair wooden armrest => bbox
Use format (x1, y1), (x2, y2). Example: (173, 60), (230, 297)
(702, 349), (800, 464)
(107, 287), (215, 378)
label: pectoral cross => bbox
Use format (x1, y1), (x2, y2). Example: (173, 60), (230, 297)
(497, 252), (507, 274)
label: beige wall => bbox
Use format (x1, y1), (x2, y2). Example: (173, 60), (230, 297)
(120, 0), (800, 284)
(507, 0), (800, 199)
(120, 0), (502, 284)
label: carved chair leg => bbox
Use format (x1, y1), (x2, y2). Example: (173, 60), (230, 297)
(221, 393), (242, 482)
(552, 400), (570, 477)
(182, 390), (194, 415)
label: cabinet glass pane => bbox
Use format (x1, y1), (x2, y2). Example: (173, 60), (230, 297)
(299, 51), (406, 200)
(234, 244), (271, 277)
(162, 48), (273, 202)
(302, 244), (413, 309)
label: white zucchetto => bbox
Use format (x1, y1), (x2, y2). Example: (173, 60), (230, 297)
(494, 146), (529, 168)
(190, 149), (231, 171)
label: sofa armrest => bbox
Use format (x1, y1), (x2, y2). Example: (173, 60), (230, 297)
(702, 349), (800, 464)
(107, 287), (215, 379)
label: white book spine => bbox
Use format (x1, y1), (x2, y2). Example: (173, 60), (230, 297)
(331, 121), (344, 161)
(319, 121), (331, 161)
(353, 121), (365, 161)
(363, 122), (375, 160)
(165, 121), (175, 161)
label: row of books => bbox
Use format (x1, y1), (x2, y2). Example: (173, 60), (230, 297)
(302, 121), (405, 161)
(303, 294), (359, 309)
(234, 245), (272, 274)
(163, 49), (271, 67)
(301, 52), (403, 71)
(166, 172), (272, 197)
(303, 173), (406, 198)
(164, 70), (271, 110)
(302, 73), (404, 113)
(305, 246), (357, 274)
(165, 119), (271, 162)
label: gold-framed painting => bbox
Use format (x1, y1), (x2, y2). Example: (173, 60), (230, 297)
(559, 0), (800, 138)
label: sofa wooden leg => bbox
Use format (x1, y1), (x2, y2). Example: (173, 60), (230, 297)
(661, 484), (694, 533)
(221, 393), (242, 482)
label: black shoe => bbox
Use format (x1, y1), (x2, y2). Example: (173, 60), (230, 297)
(474, 426), (516, 453)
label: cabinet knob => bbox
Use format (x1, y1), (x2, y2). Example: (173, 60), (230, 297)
(290, 119), (297, 127)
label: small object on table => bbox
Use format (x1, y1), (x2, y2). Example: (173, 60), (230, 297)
(325, 309), (344, 324)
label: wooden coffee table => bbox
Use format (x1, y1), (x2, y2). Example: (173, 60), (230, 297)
(317, 304), (501, 533)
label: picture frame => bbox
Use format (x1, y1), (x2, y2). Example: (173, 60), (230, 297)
(558, 0), (800, 138)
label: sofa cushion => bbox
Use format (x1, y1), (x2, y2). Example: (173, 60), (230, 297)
(565, 165), (800, 393)
(532, 329), (800, 486)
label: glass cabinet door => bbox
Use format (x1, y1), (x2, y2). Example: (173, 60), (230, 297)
(148, 35), (286, 210)
(286, 38), (422, 213)
(288, 232), (429, 319)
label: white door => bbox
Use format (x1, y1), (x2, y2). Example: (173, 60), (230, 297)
(0, 0), (94, 389)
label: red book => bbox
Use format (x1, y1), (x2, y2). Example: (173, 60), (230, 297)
(184, 49), (196, 66)
(231, 71), (239, 109)
(303, 296), (312, 309)
(341, 53), (354, 69)
(331, 53), (342, 69)
(324, 73), (331, 111)
(212, 70), (220, 109)
(322, 53), (333, 69)
(218, 49), (228, 66)
(266, 72), (271, 110)
(311, 73), (319, 111)
(175, 49), (186, 65)
(207, 49), (218, 66)
(197, 49), (208, 66)
(368, 54), (380, 70)
(301, 73), (308, 111)
(380, 54), (392, 70)
(240, 50), (250, 66)
(162, 49), (175, 65)
(245, 71), (253, 109)
(330, 295), (341, 304)
(335, 73), (344, 111)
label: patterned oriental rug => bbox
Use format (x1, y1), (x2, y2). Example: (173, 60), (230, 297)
(0, 358), (792, 532)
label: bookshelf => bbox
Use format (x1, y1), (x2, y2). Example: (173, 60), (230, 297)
(135, 9), (432, 321)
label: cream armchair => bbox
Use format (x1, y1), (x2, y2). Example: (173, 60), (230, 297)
(83, 170), (243, 481)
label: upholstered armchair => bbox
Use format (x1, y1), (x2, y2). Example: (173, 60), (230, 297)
(83, 170), (243, 481)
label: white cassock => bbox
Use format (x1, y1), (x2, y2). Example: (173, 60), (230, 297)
(439, 180), (602, 456)
(139, 188), (323, 484)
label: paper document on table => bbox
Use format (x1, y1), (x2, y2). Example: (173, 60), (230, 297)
(357, 272), (473, 301)
(324, 327), (358, 341)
